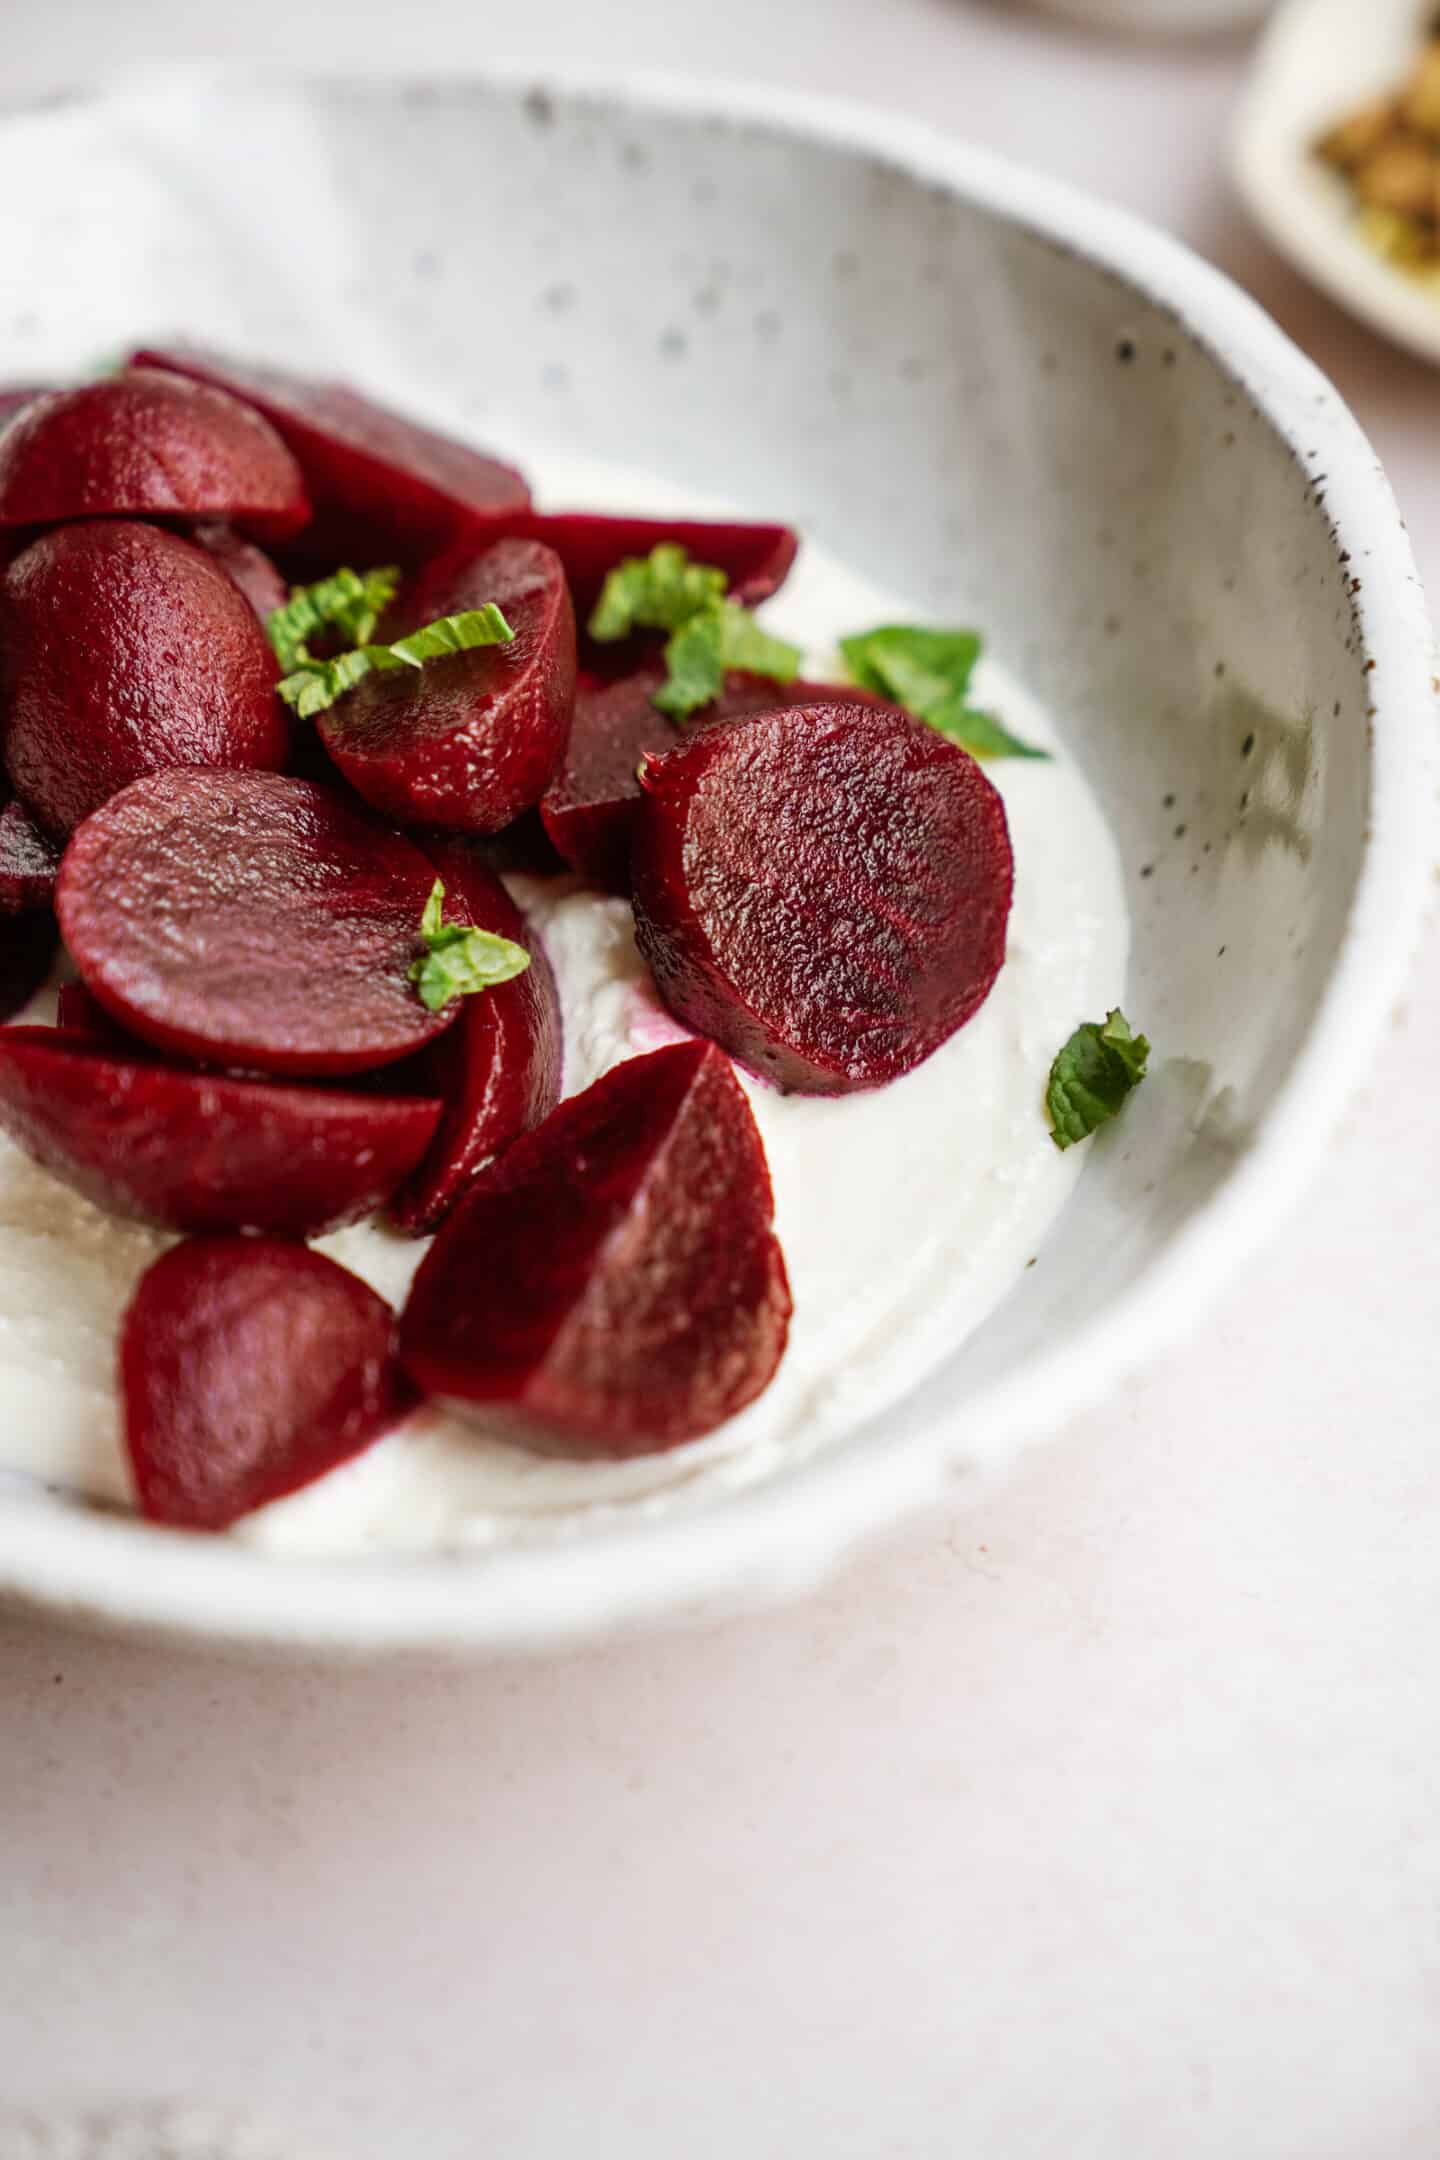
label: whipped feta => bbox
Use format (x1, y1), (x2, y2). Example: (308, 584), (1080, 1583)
(0, 451), (1129, 1554)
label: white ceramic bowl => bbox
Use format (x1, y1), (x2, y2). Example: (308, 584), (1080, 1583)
(1235, 0), (1440, 365)
(0, 66), (1432, 1655)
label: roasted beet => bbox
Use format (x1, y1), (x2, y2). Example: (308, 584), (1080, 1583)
(317, 538), (576, 834)
(0, 368), (308, 542)
(121, 1238), (415, 1530)
(390, 842), (562, 1235)
(507, 510), (798, 626)
(541, 665), (882, 894)
(0, 793), (61, 912)
(191, 522), (289, 623)
(1, 520), (288, 838)
(0, 914), (56, 1023)
(134, 344), (530, 567)
(0, 1026), (441, 1236)
(53, 980), (121, 1041)
(631, 702), (1014, 1093)
(400, 1041), (791, 1456)
(57, 769), (457, 1077)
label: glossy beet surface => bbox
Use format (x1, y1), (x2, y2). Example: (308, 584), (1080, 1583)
(192, 522), (289, 623)
(508, 511), (798, 627)
(541, 665), (883, 894)
(631, 702), (1014, 1093)
(57, 770), (455, 1077)
(1, 521), (288, 838)
(0, 369), (308, 541)
(0, 1026), (441, 1236)
(401, 1042), (792, 1456)
(0, 915), (56, 1023)
(0, 794), (60, 912)
(133, 345), (530, 567)
(390, 842), (563, 1234)
(318, 539), (576, 834)
(121, 1239), (415, 1530)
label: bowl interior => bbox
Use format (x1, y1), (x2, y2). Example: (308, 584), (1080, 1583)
(0, 71), (1427, 1646)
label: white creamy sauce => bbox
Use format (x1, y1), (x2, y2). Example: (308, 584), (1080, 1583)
(0, 448), (1129, 1554)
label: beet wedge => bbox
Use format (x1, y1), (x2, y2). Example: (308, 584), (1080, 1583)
(1, 521), (288, 838)
(0, 793), (61, 913)
(0, 369), (308, 542)
(540, 665), (886, 895)
(0, 1026), (441, 1236)
(400, 1041), (792, 1457)
(631, 702), (1014, 1094)
(0, 915), (56, 1024)
(57, 770), (457, 1078)
(191, 522), (289, 624)
(317, 538), (576, 834)
(121, 1238), (415, 1530)
(133, 344), (530, 568)
(390, 842), (562, 1235)
(505, 510), (798, 628)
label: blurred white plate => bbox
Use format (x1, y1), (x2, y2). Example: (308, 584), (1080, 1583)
(1234, 0), (1440, 364)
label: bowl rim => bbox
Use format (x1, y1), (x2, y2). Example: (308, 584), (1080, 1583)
(1, 59), (1434, 1656)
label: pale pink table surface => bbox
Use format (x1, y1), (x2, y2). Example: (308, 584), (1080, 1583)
(2, 5), (1438, 2156)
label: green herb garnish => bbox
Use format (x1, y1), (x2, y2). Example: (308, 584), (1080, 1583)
(409, 878), (531, 1013)
(839, 624), (1049, 760)
(278, 605), (515, 719)
(267, 565), (401, 673)
(1046, 1009), (1150, 1150)
(588, 542), (802, 723)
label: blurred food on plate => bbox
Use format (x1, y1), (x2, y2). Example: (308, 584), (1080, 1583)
(1317, 12), (1440, 280)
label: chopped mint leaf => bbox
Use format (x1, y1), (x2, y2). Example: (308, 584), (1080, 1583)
(839, 622), (1049, 760)
(277, 605), (515, 718)
(1046, 1009), (1150, 1151)
(651, 600), (803, 721)
(267, 565), (401, 673)
(409, 877), (531, 1013)
(589, 543), (729, 642)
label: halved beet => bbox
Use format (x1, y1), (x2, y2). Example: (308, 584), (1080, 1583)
(0, 369), (308, 542)
(53, 980), (121, 1041)
(1, 520), (288, 838)
(317, 538), (576, 834)
(0, 1026), (441, 1236)
(133, 344), (530, 567)
(631, 702), (1014, 1094)
(57, 769), (456, 1077)
(192, 522), (289, 624)
(0, 793), (61, 912)
(540, 665), (887, 894)
(390, 841), (563, 1235)
(121, 1238), (415, 1530)
(0, 914), (56, 1023)
(400, 1041), (791, 1457)
(505, 510), (798, 626)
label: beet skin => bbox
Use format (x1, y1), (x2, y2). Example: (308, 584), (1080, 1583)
(400, 1041), (792, 1456)
(121, 1238), (415, 1529)
(631, 702), (1014, 1093)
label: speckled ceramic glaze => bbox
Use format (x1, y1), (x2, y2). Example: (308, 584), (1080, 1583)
(0, 67), (1432, 1653)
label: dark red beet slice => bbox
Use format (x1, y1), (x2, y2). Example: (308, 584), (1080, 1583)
(0, 1026), (441, 1236)
(317, 538), (576, 834)
(0, 793), (61, 912)
(57, 769), (456, 1077)
(54, 980), (122, 1041)
(1, 520), (288, 838)
(540, 666), (887, 895)
(121, 1238), (415, 1530)
(631, 703), (1014, 1094)
(191, 522), (288, 623)
(390, 841), (562, 1235)
(505, 510), (797, 625)
(0, 369), (308, 542)
(133, 344), (530, 568)
(400, 1041), (791, 1457)
(0, 914), (56, 1023)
